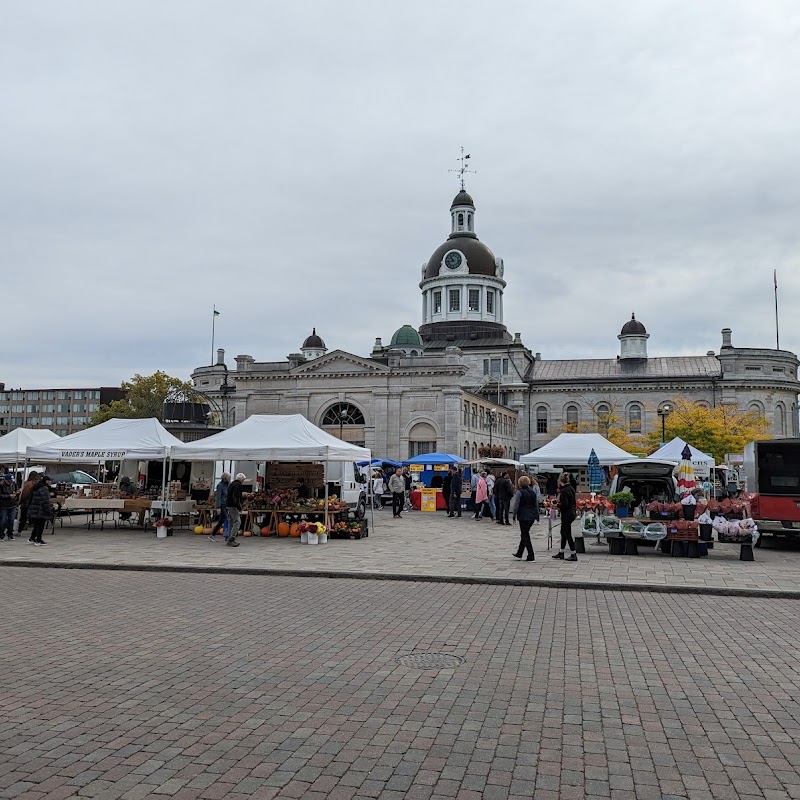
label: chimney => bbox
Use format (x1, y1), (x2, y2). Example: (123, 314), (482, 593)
(535, 352), (541, 360)
(721, 328), (733, 348)
(216, 348), (225, 366)
(513, 332), (522, 344)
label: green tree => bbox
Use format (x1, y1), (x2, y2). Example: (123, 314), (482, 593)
(644, 399), (770, 462)
(90, 371), (195, 426)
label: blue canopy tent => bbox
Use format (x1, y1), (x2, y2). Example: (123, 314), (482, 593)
(357, 458), (403, 468)
(402, 453), (465, 488)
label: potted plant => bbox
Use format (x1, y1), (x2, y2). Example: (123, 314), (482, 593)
(609, 490), (635, 518)
(155, 517), (173, 538)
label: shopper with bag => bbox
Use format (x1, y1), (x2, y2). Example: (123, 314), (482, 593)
(553, 472), (578, 561)
(27, 475), (54, 546)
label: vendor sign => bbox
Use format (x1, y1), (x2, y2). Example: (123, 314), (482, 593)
(409, 464), (424, 472)
(434, 464), (449, 471)
(420, 487), (437, 512)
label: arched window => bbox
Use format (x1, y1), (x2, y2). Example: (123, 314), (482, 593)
(467, 212), (473, 231)
(776, 404), (786, 437)
(463, 441), (469, 459)
(458, 212), (464, 229)
(595, 403), (611, 433)
(565, 405), (579, 427)
(471, 442), (477, 459)
(628, 405), (642, 433)
(536, 406), (548, 434)
(748, 402), (764, 417)
(321, 402), (366, 445)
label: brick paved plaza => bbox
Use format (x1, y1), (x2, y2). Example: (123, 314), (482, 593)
(2, 510), (800, 595)
(3, 567), (800, 799)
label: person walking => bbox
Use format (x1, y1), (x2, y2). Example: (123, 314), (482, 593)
(402, 467), (413, 512)
(495, 471), (514, 526)
(441, 470), (452, 514)
(209, 472), (230, 542)
(510, 475), (537, 561)
(473, 472), (490, 520)
(486, 472), (496, 520)
(0, 466), (18, 541)
(530, 477), (542, 524)
(18, 470), (39, 534)
(388, 468), (405, 519)
(371, 471), (384, 509)
(469, 470), (479, 514)
(447, 466), (462, 518)
(225, 472), (246, 547)
(27, 474), (54, 546)
(553, 472), (578, 561)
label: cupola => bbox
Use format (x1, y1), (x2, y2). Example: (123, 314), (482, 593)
(301, 328), (327, 361)
(618, 313), (649, 360)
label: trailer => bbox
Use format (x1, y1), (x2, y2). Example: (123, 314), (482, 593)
(742, 439), (800, 543)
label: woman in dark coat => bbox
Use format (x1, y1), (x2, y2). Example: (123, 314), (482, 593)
(27, 475), (54, 546)
(553, 472), (577, 561)
(510, 475), (537, 561)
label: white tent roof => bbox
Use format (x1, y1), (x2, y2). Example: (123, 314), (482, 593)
(26, 418), (184, 461)
(169, 414), (371, 462)
(0, 428), (60, 461)
(520, 433), (634, 466)
(647, 437), (714, 473)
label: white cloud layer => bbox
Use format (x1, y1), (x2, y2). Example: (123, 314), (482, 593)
(2, 0), (800, 386)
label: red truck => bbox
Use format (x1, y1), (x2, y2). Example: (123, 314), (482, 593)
(743, 439), (800, 544)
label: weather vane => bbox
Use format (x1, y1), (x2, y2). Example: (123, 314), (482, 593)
(449, 146), (476, 190)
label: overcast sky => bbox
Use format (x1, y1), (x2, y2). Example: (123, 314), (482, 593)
(3, 1), (800, 388)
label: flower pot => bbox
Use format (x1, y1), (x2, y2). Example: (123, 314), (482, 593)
(300, 531), (309, 544)
(156, 528), (167, 539)
(307, 532), (319, 545)
(615, 506), (629, 518)
(318, 533), (328, 544)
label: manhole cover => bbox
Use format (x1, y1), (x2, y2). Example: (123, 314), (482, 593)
(396, 652), (464, 669)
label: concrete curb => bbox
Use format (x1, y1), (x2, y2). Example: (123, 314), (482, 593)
(2, 558), (799, 599)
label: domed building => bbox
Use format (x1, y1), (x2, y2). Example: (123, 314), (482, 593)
(192, 181), (800, 460)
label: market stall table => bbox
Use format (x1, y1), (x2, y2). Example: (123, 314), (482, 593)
(61, 497), (125, 529)
(410, 489), (448, 511)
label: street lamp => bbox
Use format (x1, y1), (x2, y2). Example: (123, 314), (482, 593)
(657, 403), (671, 445)
(488, 407), (497, 451)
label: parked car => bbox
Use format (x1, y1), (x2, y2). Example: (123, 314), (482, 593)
(608, 459), (679, 506)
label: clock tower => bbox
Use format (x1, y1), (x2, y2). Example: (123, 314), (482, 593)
(418, 189), (508, 344)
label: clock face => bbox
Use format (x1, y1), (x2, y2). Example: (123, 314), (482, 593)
(444, 251), (463, 270)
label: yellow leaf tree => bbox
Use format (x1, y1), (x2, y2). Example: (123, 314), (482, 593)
(90, 371), (196, 426)
(644, 399), (770, 462)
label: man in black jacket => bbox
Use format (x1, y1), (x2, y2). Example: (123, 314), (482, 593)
(225, 472), (246, 547)
(494, 472), (514, 526)
(27, 475), (54, 546)
(447, 467), (462, 518)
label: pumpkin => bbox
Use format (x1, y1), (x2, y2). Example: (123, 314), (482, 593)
(243, 529), (252, 537)
(289, 523), (300, 537)
(194, 525), (205, 535)
(277, 522), (290, 537)
(203, 527), (213, 535)
(261, 526), (271, 536)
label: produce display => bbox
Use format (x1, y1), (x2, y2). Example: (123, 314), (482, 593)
(243, 489), (347, 512)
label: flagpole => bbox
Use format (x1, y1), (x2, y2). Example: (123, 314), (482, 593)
(211, 306), (216, 365)
(774, 270), (780, 350)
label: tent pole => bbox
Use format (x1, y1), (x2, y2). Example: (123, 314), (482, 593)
(368, 450), (375, 535)
(324, 461), (329, 533)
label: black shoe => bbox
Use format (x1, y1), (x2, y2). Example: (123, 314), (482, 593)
(512, 552), (522, 559)
(447, 514), (454, 518)
(7, 535), (13, 540)
(526, 556), (535, 561)
(567, 554), (578, 562)
(552, 552), (564, 559)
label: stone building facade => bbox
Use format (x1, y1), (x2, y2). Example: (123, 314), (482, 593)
(192, 187), (800, 460)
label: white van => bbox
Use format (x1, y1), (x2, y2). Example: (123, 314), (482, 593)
(608, 459), (679, 504)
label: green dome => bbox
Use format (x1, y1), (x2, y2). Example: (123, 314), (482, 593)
(390, 325), (423, 348)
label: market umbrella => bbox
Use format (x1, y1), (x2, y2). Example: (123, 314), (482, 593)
(587, 448), (603, 492)
(676, 444), (697, 493)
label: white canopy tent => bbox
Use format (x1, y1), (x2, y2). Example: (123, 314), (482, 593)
(0, 428), (60, 462)
(520, 433), (635, 468)
(26, 418), (183, 462)
(169, 414), (370, 462)
(26, 418), (185, 504)
(647, 437), (714, 477)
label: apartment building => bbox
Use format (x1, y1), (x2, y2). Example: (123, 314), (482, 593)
(0, 385), (126, 436)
